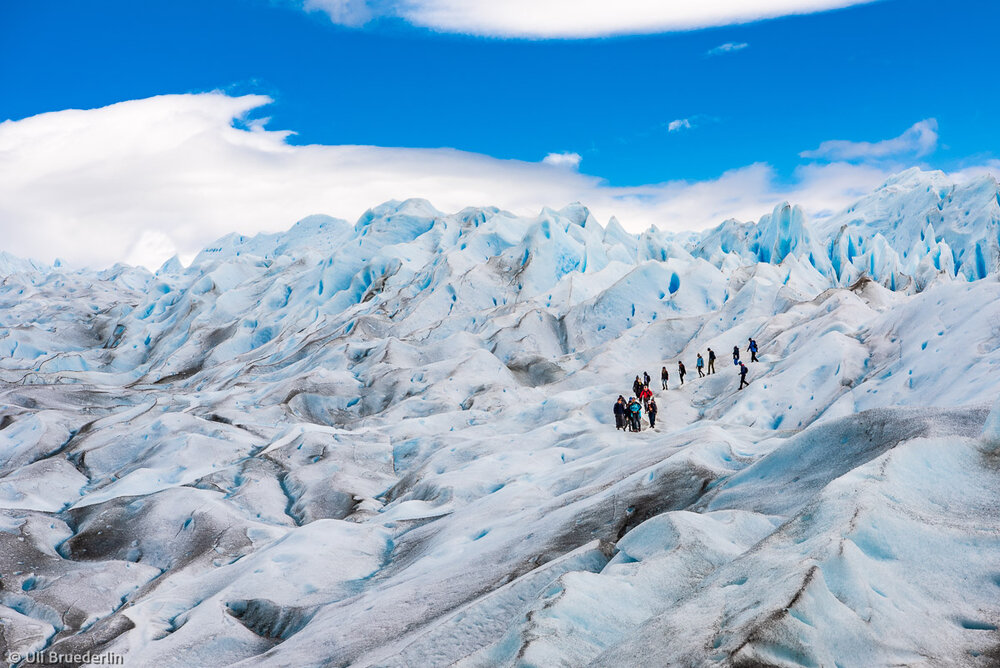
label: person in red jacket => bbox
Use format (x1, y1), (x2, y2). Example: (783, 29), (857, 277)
(639, 385), (653, 411)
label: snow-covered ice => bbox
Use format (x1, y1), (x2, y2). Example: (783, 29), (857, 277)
(0, 168), (998, 666)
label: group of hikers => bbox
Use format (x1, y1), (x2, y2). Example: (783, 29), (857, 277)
(613, 337), (760, 432)
(615, 374), (658, 432)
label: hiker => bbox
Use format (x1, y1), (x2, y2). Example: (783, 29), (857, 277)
(707, 348), (716, 374)
(678, 360), (686, 385)
(647, 396), (658, 429)
(628, 398), (643, 431)
(639, 385), (653, 411)
(613, 396), (626, 430)
(633, 375), (643, 397)
(661, 366), (669, 390)
(696, 353), (705, 378)
(643, 371), (651, 388)
(738, 362), (749, 389)
(748, 337), (759, 362)
(732, 345), (740, 363)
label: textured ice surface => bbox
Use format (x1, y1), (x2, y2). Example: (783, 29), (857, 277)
(0, 169), (999, 666)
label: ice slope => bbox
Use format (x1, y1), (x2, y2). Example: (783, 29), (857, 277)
(0, 168), (998, 666)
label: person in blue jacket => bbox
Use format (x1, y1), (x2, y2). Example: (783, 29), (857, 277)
(628, 397), (643, 431)
(748, 337), (759, 362)
(696, 353), (705, 378)
(738, 362), (750, 389)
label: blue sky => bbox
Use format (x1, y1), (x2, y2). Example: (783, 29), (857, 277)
(4, 0), (996, 183)
(1, 0), (997, 267)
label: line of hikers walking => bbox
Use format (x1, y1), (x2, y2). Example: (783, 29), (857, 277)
(614, 337), (761, 431)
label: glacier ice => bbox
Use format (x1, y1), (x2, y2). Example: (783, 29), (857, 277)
(0, 169), (999, 666)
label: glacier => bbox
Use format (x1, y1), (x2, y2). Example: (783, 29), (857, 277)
(0, 168), (999, 666)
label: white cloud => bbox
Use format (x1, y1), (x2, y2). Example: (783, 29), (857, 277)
(0, 94), (988, 271)
(542, 152), (582, 168)
(302, 0), (877, 38)
(706, 42), (749, 56)
(668, 118), (693, 133)
(800, 119), (939, 162)
(302, 0), (374, 26)
(949, 159), (1000, 185)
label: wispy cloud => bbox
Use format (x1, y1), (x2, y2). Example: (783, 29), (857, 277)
(301, 0), (878, 38)
(668, 118), (693, 133)
(706, 42), (749, 56)
(302, 0), (373, 26)
(542, 152), (582, 168)
(801, 119), (939, 162)
(0, 95), (989, 270)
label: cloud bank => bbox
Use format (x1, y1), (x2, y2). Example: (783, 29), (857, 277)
(303, 0), (877, 38)
(0, 94), (984, 270)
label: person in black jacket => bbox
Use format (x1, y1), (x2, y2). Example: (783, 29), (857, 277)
(613, 396), (626, 430)
(707, 348), (716, 374)
(633, 375), (643, 397)
(643, 371), (651, 388)
(732, 345), (740, 363)
(661, 366), (669, 389)
(678, 361), (686, 385)
(647, 396), (658, 429)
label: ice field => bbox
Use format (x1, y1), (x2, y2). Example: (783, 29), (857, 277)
(1, 167), (999, 666)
